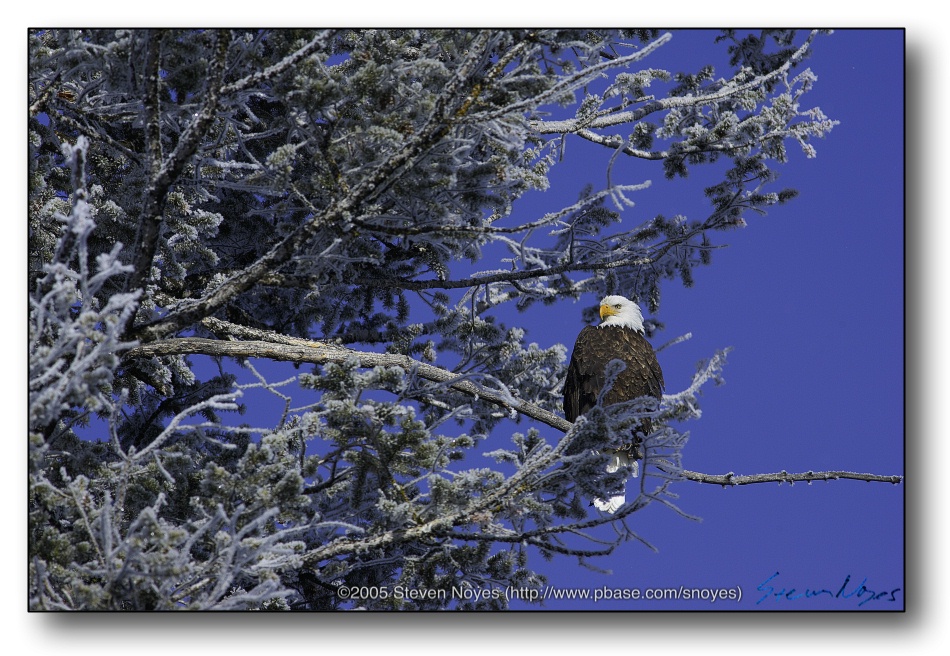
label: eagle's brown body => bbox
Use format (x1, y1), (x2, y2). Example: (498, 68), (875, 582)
(563, 324), (664, 436)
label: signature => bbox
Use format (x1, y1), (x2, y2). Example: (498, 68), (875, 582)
(756, 571), (901, 608)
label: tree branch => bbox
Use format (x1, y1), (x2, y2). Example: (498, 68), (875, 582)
(124, 317), (903, 488)
(220, 30), (335, 95)
(529, 30), (821, 136)
(678, 469), (903, 486)
(477, 32), (673, 122)
(352, 204), (716, 292)
(126, 317), (572, 433)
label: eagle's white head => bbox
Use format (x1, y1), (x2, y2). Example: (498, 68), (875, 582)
(598, 295), (645, 332)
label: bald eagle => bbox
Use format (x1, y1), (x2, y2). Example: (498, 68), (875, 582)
(563, 295), (664, 513)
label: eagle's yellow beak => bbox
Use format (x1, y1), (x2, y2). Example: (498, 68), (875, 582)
(599, 304), (618, 321)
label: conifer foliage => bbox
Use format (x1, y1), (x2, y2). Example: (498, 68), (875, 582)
(29, 29), (836, 609)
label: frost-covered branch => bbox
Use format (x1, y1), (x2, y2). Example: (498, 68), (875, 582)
(29, 137), (140, 435)
(126, 317), (572, 433)
(477, 32), (673, 121)
(530, 30), (821, 135)
(126, 319), (903, 489)
(220, 30), (335, 95)
(679, 469), (904, 486)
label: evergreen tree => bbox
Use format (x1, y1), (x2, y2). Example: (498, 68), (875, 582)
(30, 29), (882, 610)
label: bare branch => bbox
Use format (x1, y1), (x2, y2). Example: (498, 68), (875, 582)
(679, 469), (903, 486)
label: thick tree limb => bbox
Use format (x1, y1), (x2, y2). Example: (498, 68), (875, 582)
(127, 317), (572, 433)
(124, 317), (903, 487)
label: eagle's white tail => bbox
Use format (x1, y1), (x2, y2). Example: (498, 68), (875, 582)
(593, 451), (638, 514)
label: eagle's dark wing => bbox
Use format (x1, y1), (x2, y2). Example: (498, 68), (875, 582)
(563, 326), (601, 422)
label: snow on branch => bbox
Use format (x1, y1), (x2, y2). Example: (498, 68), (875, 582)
(29, 137), (140, 433)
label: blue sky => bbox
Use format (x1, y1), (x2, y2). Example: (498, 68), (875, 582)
(497, 28), (905, 610)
